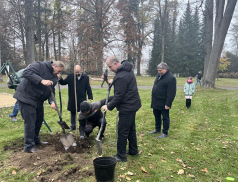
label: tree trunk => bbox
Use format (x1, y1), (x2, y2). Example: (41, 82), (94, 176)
(24, 0), (35, 65)
(44, 0), (49, 59)
(37, 0), (42, 61)
(203, 0), (213, 81)
(159, 0), (168, 63)
(203, 0), (237, 88)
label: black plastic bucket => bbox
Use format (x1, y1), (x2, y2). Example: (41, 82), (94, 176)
(93, 157), (117, 182)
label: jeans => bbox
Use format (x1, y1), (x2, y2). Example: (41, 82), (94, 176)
(153, 109), (170, 135)
(9, 101), (19, 117)
(195, 79), (202, 86)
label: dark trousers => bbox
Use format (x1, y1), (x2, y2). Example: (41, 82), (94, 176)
(186, 99), (191, 108)
(70, 112), (76, 129)
(19, 101), (44, 150)
(117, 111), (138, 159)
(101, 79), (109, 87)
(80, 118), (107, 138)
(153, 109), (170, 135)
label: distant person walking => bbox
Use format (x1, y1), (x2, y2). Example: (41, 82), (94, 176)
(101, 69), (108, 87)
(195, 71), (202, 86)
(184, 77), (195, 109)
(150, 62), (176, 139)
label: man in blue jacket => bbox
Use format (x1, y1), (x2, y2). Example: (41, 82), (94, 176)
(150, 62), (176, 139)
(102, 56), (141, 162)
(14, 61), (65, 153)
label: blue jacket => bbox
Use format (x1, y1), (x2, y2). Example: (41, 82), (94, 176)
(184, 82), (195, 96)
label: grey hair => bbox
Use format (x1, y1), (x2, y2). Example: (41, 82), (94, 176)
(52, 61), (65, 68)
(157, 62), (168, 69)
(107, 56), (120, 64)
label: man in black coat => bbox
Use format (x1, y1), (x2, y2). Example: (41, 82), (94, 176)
(14, 61), (65, 153)
(150, 62), (176, 139)
(59, 65), (93, 131)
(102, 56), (141, 162)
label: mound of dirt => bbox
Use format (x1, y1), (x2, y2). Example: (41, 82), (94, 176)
(3, 133), (96, 182)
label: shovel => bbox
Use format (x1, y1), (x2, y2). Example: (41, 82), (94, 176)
(49, 86), (75, 150)
(96, 84), (112, 156)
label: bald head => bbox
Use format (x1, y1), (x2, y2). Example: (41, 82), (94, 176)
(74, 65), (82, 76)
(106, 56), (121, 73)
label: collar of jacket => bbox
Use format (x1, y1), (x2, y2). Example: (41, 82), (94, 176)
(117, 60), (132, 73)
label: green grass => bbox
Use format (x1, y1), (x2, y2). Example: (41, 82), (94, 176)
(0, 78), (238, 181)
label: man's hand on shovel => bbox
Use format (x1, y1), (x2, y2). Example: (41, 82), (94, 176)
(51, 102), (57, 111)
(102, 105), (108, 112)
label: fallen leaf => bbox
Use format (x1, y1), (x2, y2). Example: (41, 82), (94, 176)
(161, 156), (166, 162)
(171, 151), (175, 154)
(196, 148), (201, 151)
(188, 174), (195, 178)
(149, 164), (152, 169)
(141, 166), (147, 173)
(171, 175), (173, 178)
(136, 180), (140, 182)
(191, 143), (194, 145)
(161, 147), (164, 151)
(148, 153), (152, 156)
(12, 170), (17, 175)
(176, 158), (182, 162)
(227, 172), (231, 176)
(182, 163), (187, 168)
(127, 171), (134, 176)
(118, 174), (125, 178)
(120, 167), (126, 170)
(177, 169), (184, 175)
(139, 150), (143, 155)
(144, 143), (147, 146)
(126, 176), (131, 181)
(202, 168), (208, 173)
(37, 170), (42, 176)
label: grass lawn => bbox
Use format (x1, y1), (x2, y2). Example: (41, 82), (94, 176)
(0, 77), (237, 181)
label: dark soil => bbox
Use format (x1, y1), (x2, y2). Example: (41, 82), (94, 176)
(3, 133), (96, 182)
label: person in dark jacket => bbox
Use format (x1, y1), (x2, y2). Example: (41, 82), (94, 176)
(14, 61), (65, 153)
(195, 71), (202, 86)
(150, 62), (176, 139)
(78, 99), (111, 140)
(101, 69), (108, 87)
(59, 65), (93, 131)
(102, 56), (141, 162)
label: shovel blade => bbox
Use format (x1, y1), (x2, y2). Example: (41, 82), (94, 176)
(60, 133), (75, 150)
(58, 120), (70, 130)
(96, 139), (102, 156)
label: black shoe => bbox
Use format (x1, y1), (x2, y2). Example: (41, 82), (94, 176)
(126, 150), (139, 156)
(85, 133), (89, 138)
(157, 133), (168, 139)
(69, 128), (76, 132)
(113, 155), (127, 162)
(36, 141), (48, 145)
(150, 130), (160, 134)
(24, 147), (41, 153)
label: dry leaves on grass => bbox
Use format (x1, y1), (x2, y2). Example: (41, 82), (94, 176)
(202, 168), (208, 173)
(176, 158), (182, 162)
(177, 169), (184, 175)
(141, 166), (147, 173)
(188, 174), (195, 178)
(12, 170), (17, 175)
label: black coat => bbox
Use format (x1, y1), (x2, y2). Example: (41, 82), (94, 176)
(59, 73), (93, 112)
(151, 70), (176, 110)
(14, 61), (58, 108)
(107, 61), (141, 112)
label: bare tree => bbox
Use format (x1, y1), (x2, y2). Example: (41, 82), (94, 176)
(203, 0), (237, 88)
(24, 0), (35, 64)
